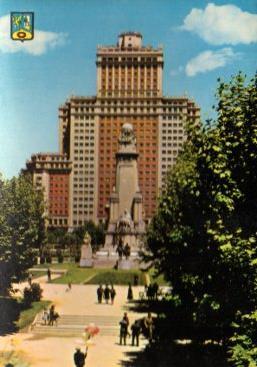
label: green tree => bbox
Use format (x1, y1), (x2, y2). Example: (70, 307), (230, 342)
(147, 73), (257, 341)
(0, 174), (46, 295)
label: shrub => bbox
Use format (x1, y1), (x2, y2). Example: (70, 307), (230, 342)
(57, 250), (64, 263)
(45, 254), (52, 264)
(23, 283), (43, 306)
(30, 283), (43, 302)
(23, 287), (33, 307)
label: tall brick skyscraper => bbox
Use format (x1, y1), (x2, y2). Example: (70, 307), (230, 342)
(58, 32), (200, 228)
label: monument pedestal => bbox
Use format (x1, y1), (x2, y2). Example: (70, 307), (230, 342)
(80, 259), (93, 268)
(118, 259), (132, 270)
(80, 232), (94, 268)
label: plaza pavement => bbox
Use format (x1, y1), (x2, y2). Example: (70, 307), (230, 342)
(0, 276), (149, 367)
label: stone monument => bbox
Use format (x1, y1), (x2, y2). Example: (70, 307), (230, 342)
(80, 232), (93, 267)
(104, 123), (145, 264)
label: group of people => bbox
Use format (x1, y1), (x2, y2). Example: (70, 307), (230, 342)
(97, 283), (134, 305)
(42, 304), (59, 326)
(116, 242), (131, 260)
(145, 282), (159, 300)
(119, 312), (154, 346)
(97, 284), (116, 304)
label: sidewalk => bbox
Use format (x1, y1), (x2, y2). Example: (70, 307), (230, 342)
(0, 281), (149, 366)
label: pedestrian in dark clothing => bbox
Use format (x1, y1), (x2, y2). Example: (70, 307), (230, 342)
(119, 312), (129, 345)
(147, 283), (154, 300)
(48, 305), (55, 326)
(152, 282), (159, 299)
(127, 283), (133, 301)
(74, 347), (87, 367)
(117, 242), (123, 260)
(110, 285), (116, 305)
(124, 243), (131, 259)
(47, 268), (51, 282)
(97, 285), (103, 304)
(131, 320), (141, 346)
(104, 284), (110, 304)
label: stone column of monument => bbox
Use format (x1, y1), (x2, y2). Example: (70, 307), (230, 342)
(104, 123), (145, 256)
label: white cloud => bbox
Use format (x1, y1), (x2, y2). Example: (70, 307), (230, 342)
(181, 3), (257, 45)
(185, 48), (240, 77)
(0, 14), (67, 55)
(170, 66), (184, 76)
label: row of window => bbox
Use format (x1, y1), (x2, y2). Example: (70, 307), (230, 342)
(74, 197), (94, 202)
(162, 136), (183, 141)
(98, 107), (158, 112)
(73, 182), (95, 188)
(74, 122), (94, 127)
(162, 142), (183, 148)
(74, 143), (94, 149)
(73, 209), (93, 215)
(162, 130), (184, 134)
(162, 122), (183, 127)
(73, 218), (94, 225)
(49, 218), (68, 226)
(99, 91), (159, 97)
(162, 115), (184, 120)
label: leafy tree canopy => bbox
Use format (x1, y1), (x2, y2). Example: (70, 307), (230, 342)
(147, 73), (257, 339)
(0, 173), (45, 295)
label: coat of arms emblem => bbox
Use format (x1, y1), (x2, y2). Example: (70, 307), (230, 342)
(11, 12), (34, 41)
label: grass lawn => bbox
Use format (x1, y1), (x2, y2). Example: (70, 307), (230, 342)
(33, 263), (147, 285)
(16, 300), (51, 331)
(32, 263), (168, 286)
(86, 269), (146, 285)
(30, 270), (46, 279)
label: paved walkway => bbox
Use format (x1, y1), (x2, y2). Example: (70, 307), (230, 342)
(0, 279), (149, 366)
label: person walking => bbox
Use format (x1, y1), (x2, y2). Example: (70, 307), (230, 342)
(42, 307), (49, 325)
(119, 313), (129, 345)
(131, 320), (141, 346)
(97, 285), (103, 304)
(110, 285), (116, 305)
(73, 347), (87, 367)
(48, 305), (55, 326)
(127, 283), (133, 301)
(47, 268), (51, 282)
(104, 284), (110, 304)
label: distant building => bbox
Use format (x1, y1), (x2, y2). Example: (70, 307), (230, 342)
(24, 153), (72, 228)
(26, 32), (200, 228)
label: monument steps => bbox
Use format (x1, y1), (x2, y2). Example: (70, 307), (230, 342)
(31, 325), (119, 337)
(92, 258), (117, 268)
(31, 314), (139, 337)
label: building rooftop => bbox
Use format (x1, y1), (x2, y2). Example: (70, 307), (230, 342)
(118, 31), (142, 38)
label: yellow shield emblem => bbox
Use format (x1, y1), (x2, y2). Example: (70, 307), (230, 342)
(11, 12), (34, 41)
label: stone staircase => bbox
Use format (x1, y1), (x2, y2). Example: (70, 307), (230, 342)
(31, 314), (138, 337)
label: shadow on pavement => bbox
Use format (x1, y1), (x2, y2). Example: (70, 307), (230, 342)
(0, 297), (20, 336)
(120, 341), (229, 367)
(120, 299), (229, 367)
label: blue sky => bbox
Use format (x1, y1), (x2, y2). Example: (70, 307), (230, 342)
(0, 0), (256, 178)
